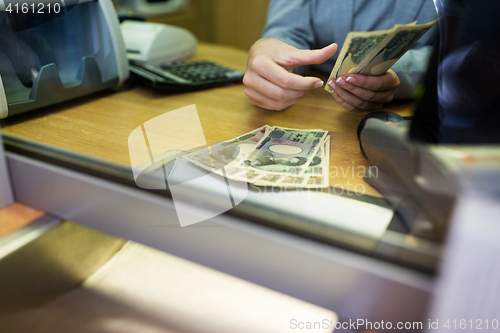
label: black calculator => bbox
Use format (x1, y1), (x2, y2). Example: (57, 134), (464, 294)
(129, 60), (245, 93)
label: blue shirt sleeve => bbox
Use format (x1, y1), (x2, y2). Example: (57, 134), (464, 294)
(262, 0), (314, 51)
(261, 0), (438, 99)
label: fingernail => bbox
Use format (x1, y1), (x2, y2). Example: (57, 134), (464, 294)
(346, 76), (356, 83)
(329, 81), (337, 90)
(336, 77), (346, 86)
(314, 80), (324, 88)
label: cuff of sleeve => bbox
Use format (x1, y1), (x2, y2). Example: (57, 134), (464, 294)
(393, 83), (416, 100)
(261, 32), (310, 51)
(392, 46), (434, 100)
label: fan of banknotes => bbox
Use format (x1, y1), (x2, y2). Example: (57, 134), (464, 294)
(182, 125), (330, 188)
(325, 19), (437, 92)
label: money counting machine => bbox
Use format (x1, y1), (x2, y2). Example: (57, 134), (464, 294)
(0, 0), (129, 118)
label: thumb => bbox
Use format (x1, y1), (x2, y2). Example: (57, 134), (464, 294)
(288, 43), (338, 68)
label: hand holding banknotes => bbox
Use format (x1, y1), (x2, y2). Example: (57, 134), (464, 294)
(325, 20), (437, 112)
(243, 38), (337, 111)
(327, 69), (400, 112)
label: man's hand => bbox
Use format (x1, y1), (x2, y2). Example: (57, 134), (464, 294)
(327, 69), (400, 112)
(244, 38), (337, 111)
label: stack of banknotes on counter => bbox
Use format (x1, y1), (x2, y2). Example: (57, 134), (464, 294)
(182, 125), (330, 188)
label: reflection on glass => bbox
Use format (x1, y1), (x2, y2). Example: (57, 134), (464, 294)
(0, 0), (446, 274)
(436, 0), (500, 143)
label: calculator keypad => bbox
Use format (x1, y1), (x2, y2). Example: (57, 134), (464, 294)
(129, 60), (245, 93)
(160, 61), (244, 83)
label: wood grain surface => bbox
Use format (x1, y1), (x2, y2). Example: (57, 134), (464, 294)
(0, 203), (45, 238)
(1, 43), (414, 197)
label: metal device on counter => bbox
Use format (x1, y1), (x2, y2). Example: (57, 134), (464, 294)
(0, 0), (129, 118)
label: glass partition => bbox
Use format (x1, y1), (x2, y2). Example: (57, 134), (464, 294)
(0, 0), (464, 277)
